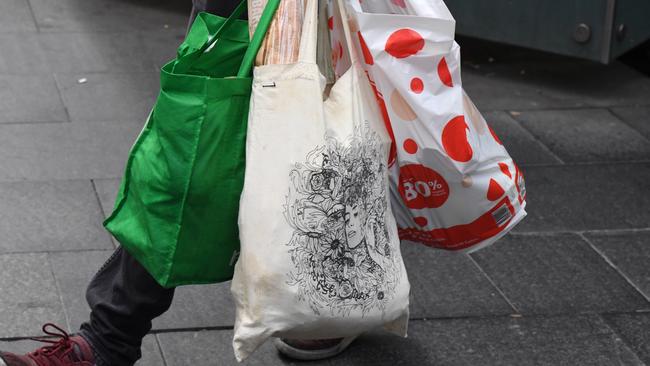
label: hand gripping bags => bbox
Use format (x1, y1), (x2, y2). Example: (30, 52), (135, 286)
(103, 0), (280, 287)
(328, 0), (527, 252)
(231, 0), (410, 360)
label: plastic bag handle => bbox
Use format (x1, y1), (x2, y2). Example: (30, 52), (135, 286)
(336, 0), (358, 65)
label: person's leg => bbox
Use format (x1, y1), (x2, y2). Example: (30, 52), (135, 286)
(78, 247), (175, 366)
(0, 246), (174, 366)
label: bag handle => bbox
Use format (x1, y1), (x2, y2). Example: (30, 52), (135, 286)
(237, 0), (282, 77)
(175, 0), (280, 76)
(199, 0), (249, 56)
(336, 0), (358, 65)
(297, 0), (319, 64)
(173, 0), (247, 74)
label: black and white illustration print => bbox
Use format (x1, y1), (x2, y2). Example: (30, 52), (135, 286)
(284, 123), (401, 316)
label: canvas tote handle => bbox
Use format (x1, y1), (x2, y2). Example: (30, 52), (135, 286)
(296, 0), (319, 64)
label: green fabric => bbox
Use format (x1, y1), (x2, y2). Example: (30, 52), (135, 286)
(104, 0), (280, 288)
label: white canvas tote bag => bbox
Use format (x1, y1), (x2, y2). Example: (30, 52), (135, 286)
(231, 0), (410, 360)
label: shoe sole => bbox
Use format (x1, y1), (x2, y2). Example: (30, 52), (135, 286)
(273, 336), (358, 361)
(0, 356), (6, 366)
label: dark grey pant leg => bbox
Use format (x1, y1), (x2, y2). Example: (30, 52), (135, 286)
(79, 247), (175, 366)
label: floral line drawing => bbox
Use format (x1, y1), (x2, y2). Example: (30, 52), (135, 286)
(284, 123), (400, 316)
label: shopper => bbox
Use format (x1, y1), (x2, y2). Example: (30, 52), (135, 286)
(0, 1), (354, 365)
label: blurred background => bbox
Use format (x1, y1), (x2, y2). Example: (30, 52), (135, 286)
(0, 0), (648, 365)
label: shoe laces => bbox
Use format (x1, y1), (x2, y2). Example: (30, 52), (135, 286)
(27, 323), (81, 365)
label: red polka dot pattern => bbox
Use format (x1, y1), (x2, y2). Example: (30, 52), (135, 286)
(441, 116), (473, 162)
(325, 9), (527, 251)
(410, 78), (424, 93)
(414, 216), (428, 227)
(438, 57), (453, 87)
(385, 29), (424, 58)
(403, 138), (418, 154)
(499, 163), (512, 179)
(487, 179), (505, 201)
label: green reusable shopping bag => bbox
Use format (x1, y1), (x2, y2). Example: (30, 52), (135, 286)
(104, 0), (280, 288)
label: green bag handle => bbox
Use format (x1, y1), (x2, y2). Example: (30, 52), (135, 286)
(199, 0), (250, 56)
(178, 0), (280, 77)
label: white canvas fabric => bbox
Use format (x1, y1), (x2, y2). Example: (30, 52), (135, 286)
(231, 0), (410, 361)
(327, 0), (527, 253)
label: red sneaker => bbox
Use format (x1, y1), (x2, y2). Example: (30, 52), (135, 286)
(0, 324), (95, 366)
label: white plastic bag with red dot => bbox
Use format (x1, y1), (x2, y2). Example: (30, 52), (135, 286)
(327, 0), (527, 252)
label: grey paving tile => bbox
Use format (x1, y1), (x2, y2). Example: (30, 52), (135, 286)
(40, 32), (157, 73)
(0, 335), (163, 366)
(471, 234), (649, 314)
(137, 335), (166, 366)
(157, 313), (645, 365)
(0, 253), (66, 338)
(330, 327), (432, 365)
(0, 33), (49, 74)
(0, 32), (159, 74)
(56, 72), (158, 123)
(92, 179), (121, 247)
(334, 315), (643, 366)
(29, 0), (190, 32)
(141, 27), (187, 70)
(0, 339), (47, 356)
(0, 180), (113, 253)
(463, 61), (650, 111)
(401, 243), (514, 318)
(514, 109), (650, 163)
(585, 232), (650, 300)
(462, 68), (575, 112)
(0, 0), (37, 32)
(0, 121), (140, 181)
(93, 178), (121, 217)
(154, 282), (236, 330)
(603, 313), (650, 364)
(0, 74), (67, 123)
(156, 330), (325, 366)
(514, 163), (650, 232)
(483, 111), (561, 165)
(611, 106), (650, 140)
(49, 250), (113, 331)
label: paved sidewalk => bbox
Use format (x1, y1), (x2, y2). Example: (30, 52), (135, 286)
(0, 1), (649, 365)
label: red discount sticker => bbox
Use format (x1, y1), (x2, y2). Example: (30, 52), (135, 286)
(398, 164), (450, 209)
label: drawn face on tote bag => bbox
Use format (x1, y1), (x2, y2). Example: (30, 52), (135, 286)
(344, 197), (364, 249)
